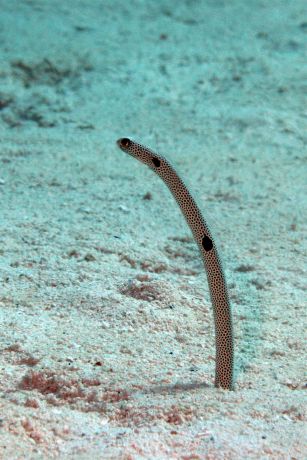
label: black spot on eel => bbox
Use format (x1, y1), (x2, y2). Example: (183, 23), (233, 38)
(117, 137), (234, 390)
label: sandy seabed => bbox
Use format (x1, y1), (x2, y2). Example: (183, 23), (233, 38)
(0, 1), (306, 458)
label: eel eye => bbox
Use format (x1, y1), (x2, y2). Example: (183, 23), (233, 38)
(152, 157), (161, 167)
(120, 138), (131, 148)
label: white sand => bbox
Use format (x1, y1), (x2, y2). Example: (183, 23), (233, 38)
(0, 0), (306, 458)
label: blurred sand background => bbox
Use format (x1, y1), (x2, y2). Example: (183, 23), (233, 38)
(0, 0), (306, 458)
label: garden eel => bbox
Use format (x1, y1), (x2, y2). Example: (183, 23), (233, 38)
(117, 137), (234, 390)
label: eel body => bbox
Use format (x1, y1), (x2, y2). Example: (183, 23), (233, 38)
(117, 137), (234, 390)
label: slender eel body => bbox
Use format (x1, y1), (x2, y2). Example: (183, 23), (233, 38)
(117, 138), (234, 390)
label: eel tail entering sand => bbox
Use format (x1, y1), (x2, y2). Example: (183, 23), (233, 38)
(117, 137), (234, 390)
